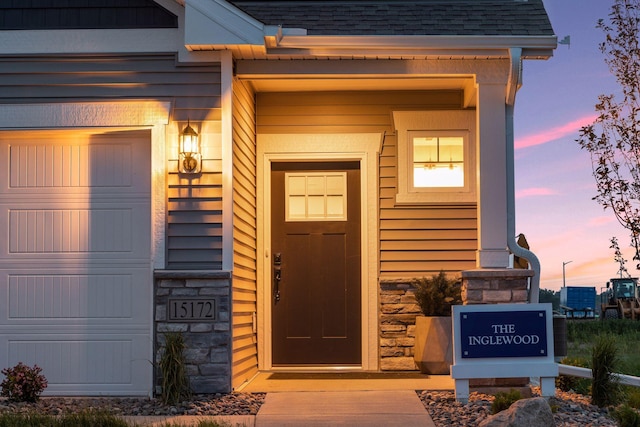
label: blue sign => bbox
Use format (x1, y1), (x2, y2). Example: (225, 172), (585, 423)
(459, 310), (547, 358)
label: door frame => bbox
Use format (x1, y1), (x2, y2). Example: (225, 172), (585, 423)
(257, 133), (381, 371)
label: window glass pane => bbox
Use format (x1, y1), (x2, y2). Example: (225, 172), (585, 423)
(414, 164), (464, 187)
(288, 176), (306, 195)
(439, 137), (464, 162)
(307, 195), (325, 217)
(326, 195), (344, 216)
(288, 195), (306, 218)
(307, 176), (325, 195)
(325, 175), (344, 195)
(413, 137), (438, 163)
(412, 135), (464, 188)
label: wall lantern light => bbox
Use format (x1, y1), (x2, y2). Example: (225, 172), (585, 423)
(179, 120), (201, 174)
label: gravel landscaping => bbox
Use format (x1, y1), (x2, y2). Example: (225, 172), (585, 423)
(0, 387), (626, 426)
(419, 388), (618, 426)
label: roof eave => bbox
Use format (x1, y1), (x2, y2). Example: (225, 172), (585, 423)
(263, 34), (557, 59)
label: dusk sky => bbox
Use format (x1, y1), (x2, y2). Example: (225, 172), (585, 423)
(513, 0), (632, 292)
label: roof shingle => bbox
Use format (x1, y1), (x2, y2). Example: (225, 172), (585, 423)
(228, 0), (554, 37)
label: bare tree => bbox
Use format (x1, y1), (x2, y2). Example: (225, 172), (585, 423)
(578, 0), (640, 267)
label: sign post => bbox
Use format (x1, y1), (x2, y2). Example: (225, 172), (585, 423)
(451, 303), (558, 402)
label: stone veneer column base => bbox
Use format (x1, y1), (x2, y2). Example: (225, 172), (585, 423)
(379, 279), (422, 371)
(461, 268), (535, 391)
(154, 270), (232, 395)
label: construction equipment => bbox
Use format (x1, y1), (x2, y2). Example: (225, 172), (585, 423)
(600, 277), (640, 320)
(560, 286), (596, 318)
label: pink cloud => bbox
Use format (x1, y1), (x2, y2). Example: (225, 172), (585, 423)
(516, 114), (599, 149)
(588, 216), (616, 227)
(516, 187), (557, 199)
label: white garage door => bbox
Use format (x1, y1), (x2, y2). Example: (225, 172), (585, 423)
(0, 129), (152, 396)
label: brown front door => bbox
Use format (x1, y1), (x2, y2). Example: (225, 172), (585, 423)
(271, 162), (361, 365)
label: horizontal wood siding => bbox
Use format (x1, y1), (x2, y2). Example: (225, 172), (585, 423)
(232, 79), (258, 389)
(0, 54), (224, 270)
(257, 90), (477, 279)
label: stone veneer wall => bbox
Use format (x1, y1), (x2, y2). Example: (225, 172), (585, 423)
(379, 269), (534, 371)
(379, 279), (421, 371)
(154, 271), (232, 394)
(462, 269), (533, 305)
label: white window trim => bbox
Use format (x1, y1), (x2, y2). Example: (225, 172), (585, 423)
(393, 110), (476, 204)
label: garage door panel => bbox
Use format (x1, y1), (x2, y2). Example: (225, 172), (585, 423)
(2, 131), (150, 194)
(2, 334), (151, 395)
(6, 206), (148, 256)
(5, 270), (149, 323)
(1, 202), (150, 260)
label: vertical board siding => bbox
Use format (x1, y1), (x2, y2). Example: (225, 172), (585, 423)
(231, 79), (258, 389)
(0, 54), (224, 270)
(257, 90), (477, 279)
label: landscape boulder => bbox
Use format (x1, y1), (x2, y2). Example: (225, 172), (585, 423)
(478, 397), (555, 427)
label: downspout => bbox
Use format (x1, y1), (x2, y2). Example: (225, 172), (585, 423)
(506, 47), (541, 303)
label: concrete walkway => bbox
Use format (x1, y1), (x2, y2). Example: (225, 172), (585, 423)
(120, 374), (452, 426)
(256, 390), (435, 426)
(124, 390), (436, 426)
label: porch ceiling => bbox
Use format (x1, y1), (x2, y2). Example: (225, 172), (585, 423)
(234, 62), (478, 106)
(247, 76), (473, 95)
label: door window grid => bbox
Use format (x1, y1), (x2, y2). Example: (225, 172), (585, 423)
(285, 172), (347, 221)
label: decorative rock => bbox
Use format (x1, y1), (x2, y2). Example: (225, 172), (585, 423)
(478, 397), (555, 427)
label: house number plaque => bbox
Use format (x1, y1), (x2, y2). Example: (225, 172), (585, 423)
(168, 298), (217, 322)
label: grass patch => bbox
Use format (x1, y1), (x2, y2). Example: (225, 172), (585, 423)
(564, 319), (640, 412)
(0, 412), (237, 427)
(566, 320), (640, 377)
(0, 411), (128, 427)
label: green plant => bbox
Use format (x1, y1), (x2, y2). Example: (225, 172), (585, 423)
(160, 332), (191, 405)
(0, 412), (54, 427)
(160, 421), (234, 427)
(0, 362), (48, 403)
(591, 334), (623, 407)
(491, 389), (522, 414)
(627, 386), (640, 409)
(413, 271), (461, 316)
(0, 411), (131, 427)
(556, 356), (592, 395)
(611, 403), (640, 427)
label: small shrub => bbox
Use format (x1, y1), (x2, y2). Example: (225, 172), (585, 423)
(627, 386), (640, 409)
(413, 271), (461, 316)
(0, 362), (48, 403)
(160, 332), (191, 405)
(610, 403), (640, 427)
(591, 334), (623, 407)
(491, 389), (522, 414)
(556, 356), (592, 395)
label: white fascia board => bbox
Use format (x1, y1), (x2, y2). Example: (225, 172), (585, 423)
(184, 0), (269, 46)
(270, 34), (557, 58)
(0, 28), (182, 55)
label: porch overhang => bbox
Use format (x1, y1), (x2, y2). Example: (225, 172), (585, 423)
(183, 0), (557, 60)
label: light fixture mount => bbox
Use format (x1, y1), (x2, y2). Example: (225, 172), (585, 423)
(179, 120), (201, 174)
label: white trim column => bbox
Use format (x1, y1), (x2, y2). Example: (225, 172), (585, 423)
(475, 79), (510, 268)
(220, 50), (234, 271)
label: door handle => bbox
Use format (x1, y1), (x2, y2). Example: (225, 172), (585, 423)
(273, 252), (282, 304)
(274, 267), (282, 303)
